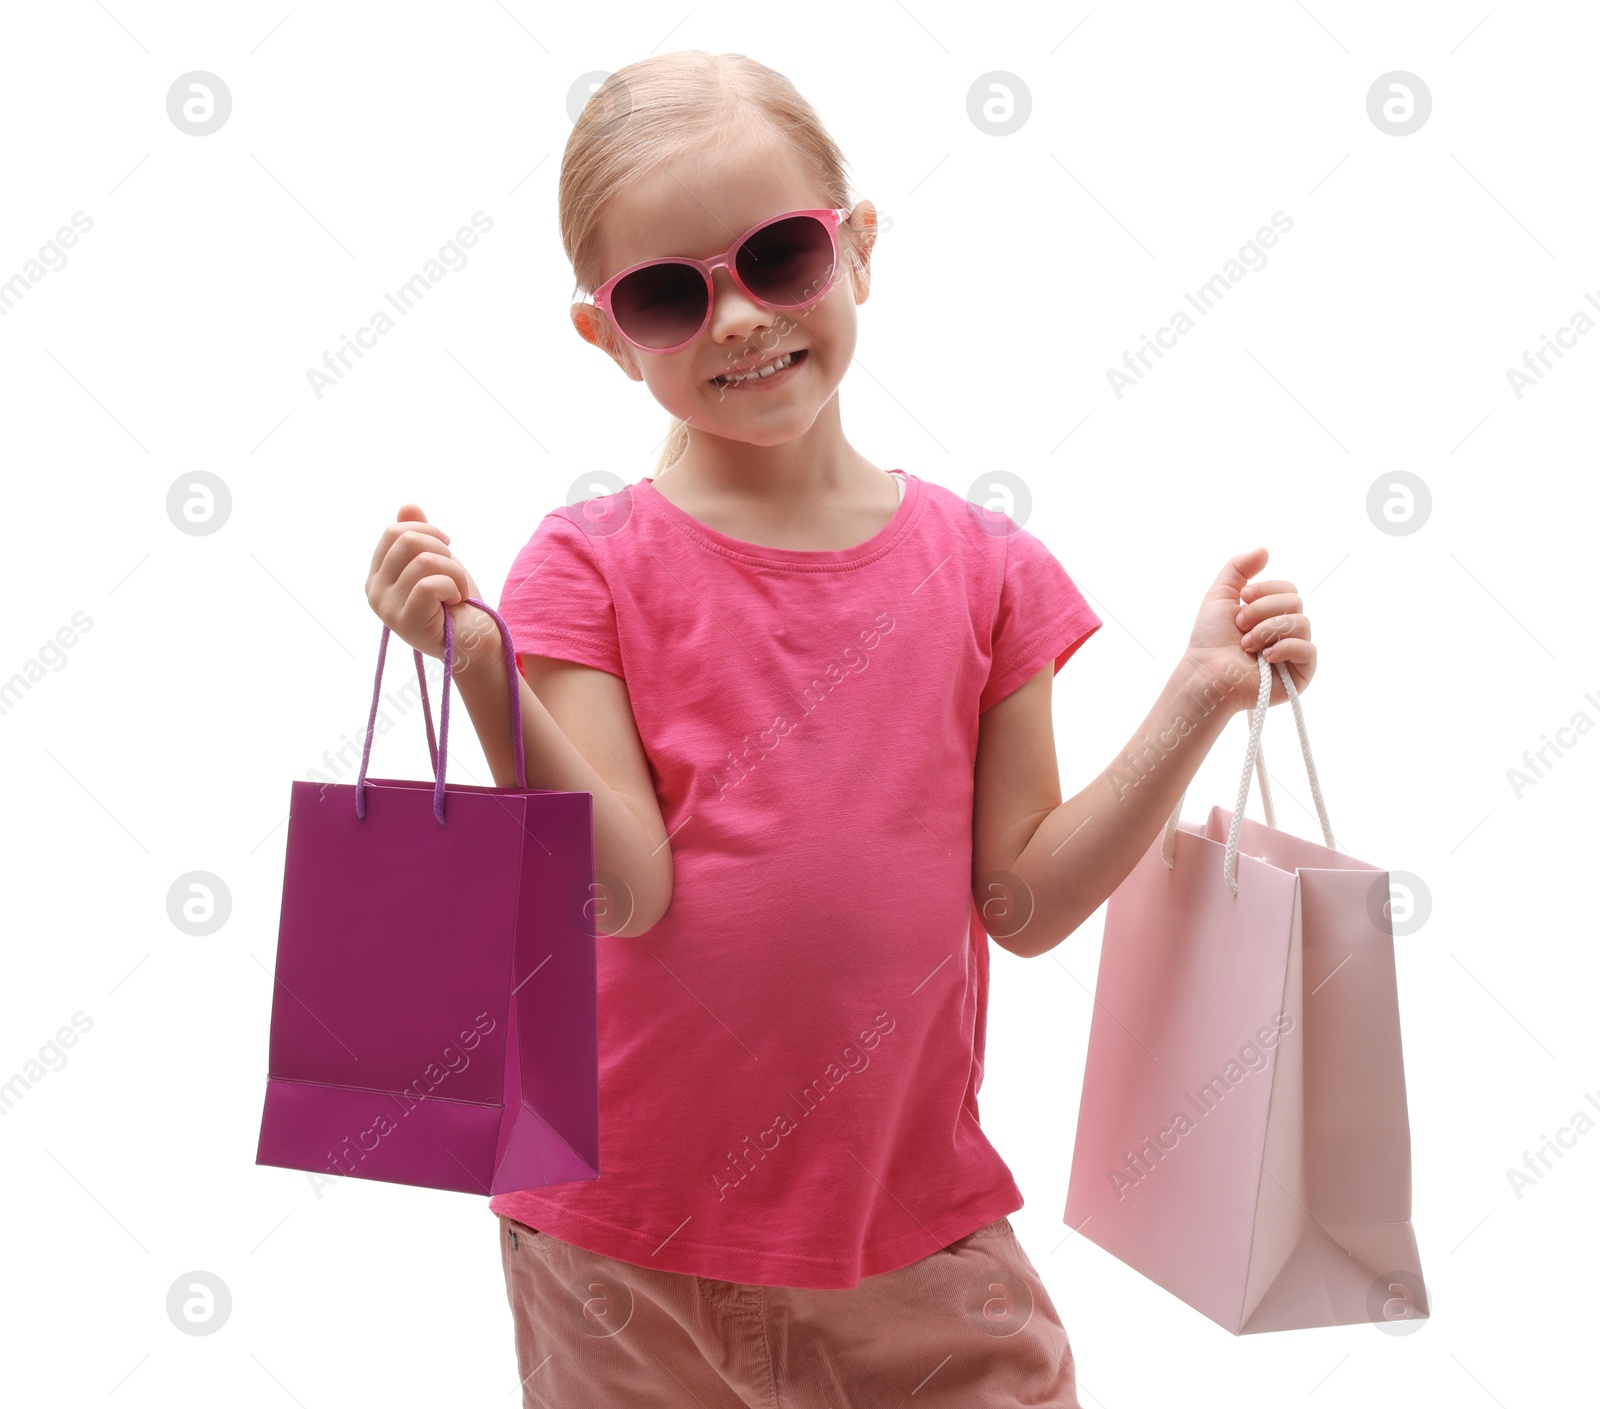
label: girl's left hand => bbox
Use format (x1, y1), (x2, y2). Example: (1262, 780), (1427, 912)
(1185, 547), (1317, 713)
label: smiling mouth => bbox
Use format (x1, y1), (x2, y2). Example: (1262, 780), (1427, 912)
(711, 348), (807, 386)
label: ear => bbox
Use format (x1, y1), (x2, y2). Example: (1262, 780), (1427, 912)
(845, 202), (877, 303)
(571, 302), (643, 381)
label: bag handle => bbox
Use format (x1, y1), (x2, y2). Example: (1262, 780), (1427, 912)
(354, 598), (528, 825)
(1159, 652), (1337, 894)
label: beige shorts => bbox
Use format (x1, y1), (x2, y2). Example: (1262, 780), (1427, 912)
(498, 1213), (1081, 1407)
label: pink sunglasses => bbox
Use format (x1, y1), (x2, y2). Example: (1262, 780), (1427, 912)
(590, 206), (854, 354)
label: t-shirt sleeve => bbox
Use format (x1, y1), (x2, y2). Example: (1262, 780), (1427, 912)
(979, 525), (1102, 713)
(496, 510), (625, 680)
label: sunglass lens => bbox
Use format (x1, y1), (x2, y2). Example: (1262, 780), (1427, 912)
(611, 262), (707, 349)
(735, 215), (837, 307)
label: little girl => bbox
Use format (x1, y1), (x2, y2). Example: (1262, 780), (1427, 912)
(366, 49), (1314, 1409)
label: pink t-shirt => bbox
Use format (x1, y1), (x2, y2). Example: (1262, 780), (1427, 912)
(488, 468), (1102, 1288)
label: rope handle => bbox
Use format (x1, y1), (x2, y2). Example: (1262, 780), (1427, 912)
(1159, 652), (1337, 894)
(354, 598), (528, 825)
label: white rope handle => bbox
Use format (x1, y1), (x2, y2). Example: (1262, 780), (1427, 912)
(1159, 652), (1337, 894)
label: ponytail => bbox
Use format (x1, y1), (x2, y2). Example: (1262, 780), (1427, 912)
(655, 417), (690, 475)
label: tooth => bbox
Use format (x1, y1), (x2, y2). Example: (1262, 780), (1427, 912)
(722, 352), (795, 383)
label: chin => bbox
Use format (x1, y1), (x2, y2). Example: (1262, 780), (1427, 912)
(712, 418), (819, 448)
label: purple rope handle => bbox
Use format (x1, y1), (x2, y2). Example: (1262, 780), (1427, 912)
(354, 598), (528, 824)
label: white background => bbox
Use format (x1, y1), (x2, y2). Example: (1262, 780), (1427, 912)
(1, 2), (1594, 1405)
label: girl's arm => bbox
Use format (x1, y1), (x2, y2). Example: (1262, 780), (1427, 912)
(973, 651), (1243, 959)
(452, 624), (674, 940)
(973, 549), (1314, 959)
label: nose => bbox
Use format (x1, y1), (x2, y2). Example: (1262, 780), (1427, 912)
(706, 267), (775, 344)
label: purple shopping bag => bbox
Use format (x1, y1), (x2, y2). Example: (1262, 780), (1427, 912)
(255, 599), (600, 1196)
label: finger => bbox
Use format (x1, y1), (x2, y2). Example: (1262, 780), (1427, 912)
(1248, 642), (1312, 694)
(371, 523), (454, 580)
(371, 523), (451, 580)
(1257, 631), (1314, 659)
(1241, 611), (1310, 649)
(395, 552), (471, 609)
(401, 574), (473, 631)
(400, 577), (470, 642)
(1236, 592), (1304, 636)
(1260, 637), (1316, 695)
(1238, 578), (1296, 604)
(395, 504), (448, 543)
(1205, 547), (1269, 604)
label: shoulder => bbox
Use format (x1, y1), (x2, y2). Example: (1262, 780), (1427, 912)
(538, 483), (655, 563)
(908, 473), (1062, 585)
(507, 497), (625, 569)
(501, 503), (621, 612)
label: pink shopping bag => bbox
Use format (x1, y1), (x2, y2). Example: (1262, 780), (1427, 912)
(255, 600), (600, 1196)
(1065, 653), (1427, 1334)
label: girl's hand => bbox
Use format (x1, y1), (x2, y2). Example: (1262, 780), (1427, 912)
(1185, 547), (1316, 713)
(365, 504), (495, 664)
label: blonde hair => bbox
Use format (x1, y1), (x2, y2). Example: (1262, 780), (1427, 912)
(558, 51), (864, 476)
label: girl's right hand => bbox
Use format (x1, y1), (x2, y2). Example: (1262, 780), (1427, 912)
(365, 504), (492, 663)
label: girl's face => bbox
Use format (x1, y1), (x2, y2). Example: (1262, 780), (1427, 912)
(572, 133), (875, 451)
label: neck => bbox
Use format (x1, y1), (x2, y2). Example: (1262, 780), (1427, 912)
(660, 398), (873, 503)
